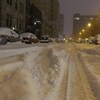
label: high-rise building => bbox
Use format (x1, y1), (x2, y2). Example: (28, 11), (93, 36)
(58, 14), (64, 37)
(49, 0), (59, 37)
(73, 13), (98, 39)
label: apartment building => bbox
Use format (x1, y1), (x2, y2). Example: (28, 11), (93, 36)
(73, 13), (98, 39)
(0, 0), (26, 33)
(0, 0), (60, 37)
(32, 0), (60, 37)
(58, 14), (64, 37)
(25, 0), (42, 38)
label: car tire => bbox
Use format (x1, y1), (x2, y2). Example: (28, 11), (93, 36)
(0, 37), (7, 45)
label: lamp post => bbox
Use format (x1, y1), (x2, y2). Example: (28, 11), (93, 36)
(82, 29), (85, 32)
(12, 27), (15, 30)
(79, 32), (82, 35)
(87, 22), (92, 37)
(87, 23), (92, 28)
(34, 20), (42, 39)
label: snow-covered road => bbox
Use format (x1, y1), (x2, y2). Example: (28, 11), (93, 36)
(0, 43), (100, 100)
(75, 43), (100, 100)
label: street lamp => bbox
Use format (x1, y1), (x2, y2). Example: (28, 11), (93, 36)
(82, 29), (85, 32)
(34, 20), (42, 25)
(87, 23), (92, 27)
(34, 22), (36, 25)
(79, 32), (82, 35)
(70, 37), (72, 40)
(12, 27), (15, 30)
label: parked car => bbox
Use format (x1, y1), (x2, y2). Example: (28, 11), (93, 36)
(40, 35), (50, 43)
(89, 37), (95, 44)
(88, 35), (100, 45)
(0, 27), (19, 45)
(94, 34), (100, 45)
(20, 32), (39, 44)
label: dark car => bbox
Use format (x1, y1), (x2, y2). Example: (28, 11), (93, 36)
(40, 35), (50, 43)
(0, 27), (19, 45)
(20, 32), (39, 44)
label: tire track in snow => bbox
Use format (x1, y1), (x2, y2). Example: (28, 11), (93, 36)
(0, 50), (42, 100)
(42, 44), (70, 100)
(66, 44), (79, 100)
(0, 54), (24, 84)
(45, 54), (70, 100)
(57, 43), (96, 100)
(41, 43), (97, 100)
(73, 44), (96, 100)
(0, 54), (24, 66)
(78, 53), (100, 100)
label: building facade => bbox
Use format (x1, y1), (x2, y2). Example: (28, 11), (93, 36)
(32, 0), (60, 38)
(0, 0), (1, 26)
(25, 0), (42, 38)
(0, 0), (26, 33)
(73, 13), (98, 39)
(49, 0), (59, 37)
(0, 0), (60, 37)
(58, 14), (64, 37)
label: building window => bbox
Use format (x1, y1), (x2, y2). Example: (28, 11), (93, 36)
(14, 0), (17, 9)
(13, 18), (18, 29)
(20, 2), (24, 13)
(9, 15), (12, 27)
(19, 20), (23, 30)
(7, 0), (12, 6)
(6, 13), (12, 27)
(90, 17), (93, 20)
(6, 14), (9, 26)
(19, 20), (21, 30)
(74, 17), (80, 20)
(17, 18), (18, 29)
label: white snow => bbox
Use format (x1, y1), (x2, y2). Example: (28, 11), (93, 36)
(0, 46), (43, 59)
(75, 43), (100, 91)
(0, 27), (19, 37)
(20, 32), (37, 39)
(0, 42), (100, 100)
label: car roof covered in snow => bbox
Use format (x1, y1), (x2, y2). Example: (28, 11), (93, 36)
(0, 27), (19, 37)
(20, 32), (37, 39)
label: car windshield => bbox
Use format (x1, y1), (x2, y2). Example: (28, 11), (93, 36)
(41, 36), (48, 40)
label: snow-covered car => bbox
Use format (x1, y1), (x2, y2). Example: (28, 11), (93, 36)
(0, 37), (7, 45)
(94, 34), (100, 45)
(20, 32), (39, 44)
(40, 35), (50, 43)
(0, 27), (19, 45)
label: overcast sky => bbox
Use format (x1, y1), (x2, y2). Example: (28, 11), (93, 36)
(59, 0), (100, 35)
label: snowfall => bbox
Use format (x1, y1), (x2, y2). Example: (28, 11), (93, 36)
(0, 42), (100, 100)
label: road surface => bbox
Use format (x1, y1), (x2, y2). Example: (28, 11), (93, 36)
(0, 43), (99, 100)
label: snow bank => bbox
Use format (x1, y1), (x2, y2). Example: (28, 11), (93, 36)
(0, 46), (43, 59)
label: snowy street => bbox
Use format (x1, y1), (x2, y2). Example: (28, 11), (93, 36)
(0, 42), (100, 100)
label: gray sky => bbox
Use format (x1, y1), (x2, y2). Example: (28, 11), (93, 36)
(59, 0), (100, 35)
